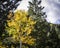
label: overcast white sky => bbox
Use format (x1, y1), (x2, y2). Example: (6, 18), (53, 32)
(17, 0), (60, 24)
(17, 0), (31, 11)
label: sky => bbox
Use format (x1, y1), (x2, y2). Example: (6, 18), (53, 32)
(17, 0), (31, 11)
(41, 0), (60, 24)
(17, 0), (60, 24)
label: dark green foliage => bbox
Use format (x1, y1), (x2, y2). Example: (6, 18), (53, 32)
(28, 0), (46, 22)
(28, 0), (60, 48)
(0, 0), (22, 47)
(0, 0), (22, 37)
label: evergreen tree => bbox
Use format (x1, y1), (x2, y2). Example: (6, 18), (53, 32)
(28, 0), (60, 48)
(0, 0), (22, 47)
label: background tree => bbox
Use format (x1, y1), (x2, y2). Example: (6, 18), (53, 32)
(0, 0), (22, 48)
(28, 0), (60, 48)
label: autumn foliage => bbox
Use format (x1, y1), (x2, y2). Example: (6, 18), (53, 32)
(6, 10), (36, 46)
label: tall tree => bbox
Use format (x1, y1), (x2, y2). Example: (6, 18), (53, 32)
(0, 0), (22, 47)
(28, 0), (60, 48)
(5, 10), (36, 48)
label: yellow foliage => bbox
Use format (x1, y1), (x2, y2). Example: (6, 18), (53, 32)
(6, 10), (36, 45)
(0, 45), (8, 48)
(20, 36), (36, 45)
